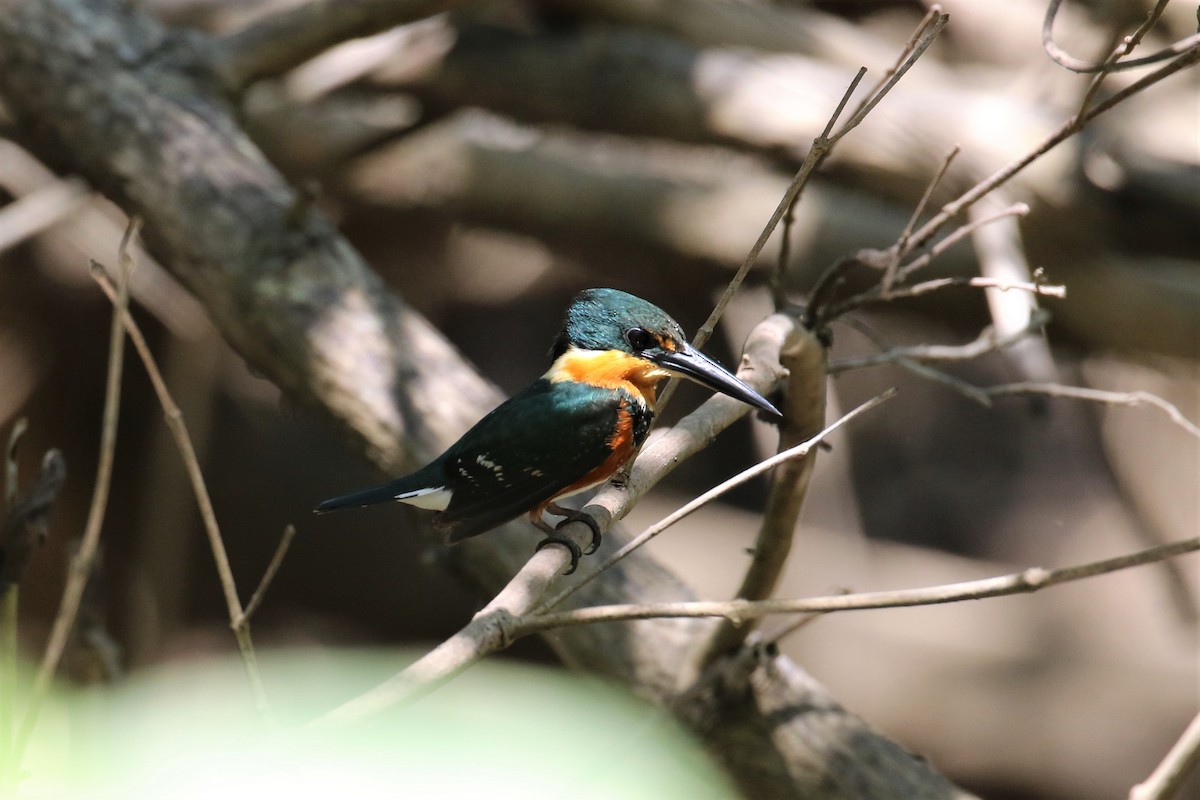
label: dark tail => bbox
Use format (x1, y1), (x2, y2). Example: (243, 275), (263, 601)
(313, 481), (407, 514)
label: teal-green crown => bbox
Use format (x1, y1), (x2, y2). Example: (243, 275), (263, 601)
(552, 288), (685, 357)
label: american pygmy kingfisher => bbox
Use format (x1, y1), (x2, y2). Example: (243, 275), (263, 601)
(315, 288), (780, 572)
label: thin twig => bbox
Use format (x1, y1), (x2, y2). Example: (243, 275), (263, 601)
(883, 145), (961, 294)
(1043, 0), (1196, 74)
(518, 535), (1200, 634)
(895, 274), (1062, 302)
(10, 219), (137, 773)
(675, 7), (947, 413)
(898, 44), (1200, 270)
(1129, 708), (1200, 800)
(834, 317), (995, 405)
(985, 382), (1200, 440)
(689, 66), (866, 362)
(89, 263), (273, 722)
(536, 390), (895, 615)
(238, 525), (297, 625)
(829, 309), (1052, 373)
(770, 64), (865, 308)
(840, 7), (949, 136)
(809, 40), (1199, 329)
(893, 203), (1032, 286)
(813, 203), (1035, 325)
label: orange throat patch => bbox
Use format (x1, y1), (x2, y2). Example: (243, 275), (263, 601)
(544, 347), (667, 408)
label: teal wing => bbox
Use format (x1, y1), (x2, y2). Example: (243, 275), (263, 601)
(435, 379), (630, 542)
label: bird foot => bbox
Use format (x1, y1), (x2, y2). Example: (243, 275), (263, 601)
(548, 505), (603, 555)
(535, 533), (583, 575)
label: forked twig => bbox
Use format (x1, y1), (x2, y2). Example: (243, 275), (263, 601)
(239, 525), (297, 625)
(90, 261), (278, 722)
(9, 219), (138, 775)
(1042, 0), (1197, 74)
(661, 6), (947, 416)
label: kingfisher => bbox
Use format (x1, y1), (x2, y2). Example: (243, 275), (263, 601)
(315, 288), (780, 572)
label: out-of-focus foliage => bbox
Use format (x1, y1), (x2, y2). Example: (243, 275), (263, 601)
(22, 650), (732, 799)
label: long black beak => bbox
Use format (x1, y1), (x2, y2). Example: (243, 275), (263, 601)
(654, 343), (781, 417)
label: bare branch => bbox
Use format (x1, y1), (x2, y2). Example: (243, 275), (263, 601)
(690, 66), (864, 358)
(1042, 0), (1198, 74)
(698, 7), (948, 349)
(893, 202), (1033, 286)
(11, 218), (136, 773)
(90, 257), (272, 722)
(0, 177), (87, 255)
(883, 144), (961, 293)
(239, 525), (297, 625)
(1129, 708), (1200, 800)
(520, 535), (1200, 634)
(696, 326), (830, 664)
(213, 0), (460, 90)
(985, 382), (1200, 440)
(900, 44), (1200, 265)
(829, 309), (1052, 373)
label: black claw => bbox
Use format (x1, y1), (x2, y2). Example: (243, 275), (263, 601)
(535, 534), (582, 575)
(555, 511), (603, 555)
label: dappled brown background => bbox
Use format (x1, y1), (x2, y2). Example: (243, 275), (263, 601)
(1, 1), (1197, 799)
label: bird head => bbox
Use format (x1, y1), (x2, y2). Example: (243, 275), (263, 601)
(549, 288), (780, 416)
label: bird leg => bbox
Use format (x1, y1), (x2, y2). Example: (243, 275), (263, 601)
(546, 502), (603, 555)
(531, 511), (583, 575)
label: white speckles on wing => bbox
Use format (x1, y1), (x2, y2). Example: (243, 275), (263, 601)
(395, 486), (452, 510)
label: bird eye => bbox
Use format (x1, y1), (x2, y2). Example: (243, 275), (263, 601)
(625, 327), (655, 351)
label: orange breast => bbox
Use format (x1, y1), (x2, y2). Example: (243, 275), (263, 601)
(542, 402), (638, 507)
(544, 348), (667, 408)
